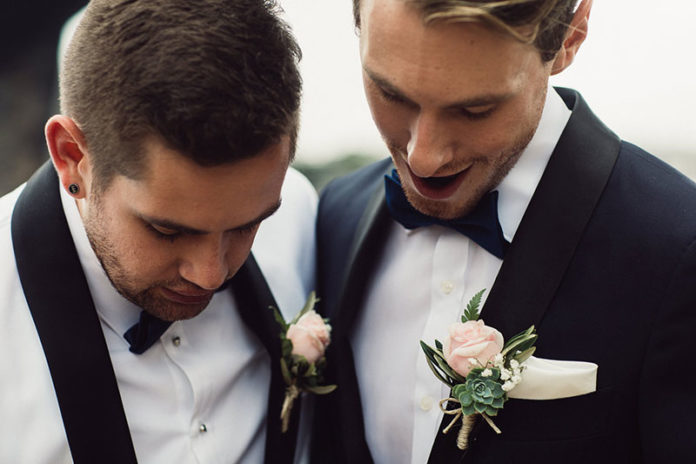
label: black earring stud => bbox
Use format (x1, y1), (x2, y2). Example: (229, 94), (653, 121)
(68, 184), (80, 195)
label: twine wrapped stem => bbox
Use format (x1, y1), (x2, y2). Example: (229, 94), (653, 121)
(280, 385), (300, 433)
(439, 397), (501, 450)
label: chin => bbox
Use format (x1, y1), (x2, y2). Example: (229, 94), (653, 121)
(144, 297), (212, 321)
(403, 184), (483, 220)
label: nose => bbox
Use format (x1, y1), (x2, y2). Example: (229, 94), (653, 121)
(178, 235), (229, 291)
(406, 112), (455, 178)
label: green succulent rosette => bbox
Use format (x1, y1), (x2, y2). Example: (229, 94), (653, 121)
(454, 368), (506, 417)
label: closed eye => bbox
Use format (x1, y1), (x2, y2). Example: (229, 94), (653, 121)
(146, 223), (181, 242)
(378, 86), (407, 104)
(235, 224), (259, 236)
(459, 106), (495, 121)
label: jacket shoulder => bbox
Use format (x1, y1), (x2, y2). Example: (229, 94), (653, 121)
(318, 158), (391, 222)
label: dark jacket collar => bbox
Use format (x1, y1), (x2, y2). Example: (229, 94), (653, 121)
(12, 162), (300, 464)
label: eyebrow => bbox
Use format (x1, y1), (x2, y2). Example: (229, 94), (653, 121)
(364, 67), (514, 110)
(138, 200), (283, 235)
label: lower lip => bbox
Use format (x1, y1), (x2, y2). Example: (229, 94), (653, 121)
(408, 166), (469, 200)
(160, 288), (213, 305)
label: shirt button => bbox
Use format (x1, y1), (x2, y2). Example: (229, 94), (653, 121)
(441, 280), (454, 295)
(420, 396), (434, 411)
(172, 336), (181, 347)
(199, 423), (208, 433)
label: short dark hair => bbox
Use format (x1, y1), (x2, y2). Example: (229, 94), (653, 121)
(353, 0), (577, 61)
(61, 0), (302, 187)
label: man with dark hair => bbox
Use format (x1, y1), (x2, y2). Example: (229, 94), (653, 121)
(313, 0), (696, 462)
(0, 0), (315, 462)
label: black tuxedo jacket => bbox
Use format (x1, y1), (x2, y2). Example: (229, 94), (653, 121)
(11, 163), (300, 464)
(311, 88), (696, 463)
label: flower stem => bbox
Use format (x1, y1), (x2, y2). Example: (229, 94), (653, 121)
(280, 385), (299, 433)
(456, 415), (476, 450)
(481, 413), (502, 434)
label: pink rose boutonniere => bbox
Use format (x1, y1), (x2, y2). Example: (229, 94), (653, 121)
(421, 289), (538, 449)
(272, 291), (336, 432)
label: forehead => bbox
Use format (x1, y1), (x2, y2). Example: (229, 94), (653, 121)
(107, 136), (290, 231)
(360, 0), (543, 101)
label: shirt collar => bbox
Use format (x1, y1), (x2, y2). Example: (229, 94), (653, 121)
(496, 85), (572, 242)
(59, 185), (143, 339)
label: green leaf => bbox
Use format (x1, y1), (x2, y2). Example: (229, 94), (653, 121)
(458, 391), (474, 407)
(271, 306), (289, 332)
(435, 339), (443, 351)
(474, 402), (488, 414)
(304, 362), (318, 378)
(281, 338), (293, 358)
(463, 289), (486, 322)
(513, 347), (536, 364)
(291, 291), (318, 324)
(305, 384), (337, 395)
(452, 384), (467, 397)
(462, 404), (476, 416)
(501, 326), (537, 357)
(280, 358), (292, 386)
(434, 355), (461, 384)
(421, 341), (455, 387)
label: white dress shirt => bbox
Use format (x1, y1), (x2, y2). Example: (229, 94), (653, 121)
(0, 167), (316, 464)
(351, 86), (571, 464)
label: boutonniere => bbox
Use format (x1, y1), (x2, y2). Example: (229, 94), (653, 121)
(272, 291), (337, 433)
(420, 289), (537, 449)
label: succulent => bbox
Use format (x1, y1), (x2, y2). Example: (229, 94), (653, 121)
(453, 368), (506, 416)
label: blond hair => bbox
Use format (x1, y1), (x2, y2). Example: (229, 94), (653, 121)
(354, 0), (577, 61)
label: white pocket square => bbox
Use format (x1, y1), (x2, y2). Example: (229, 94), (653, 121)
(507, 356), (598, 400)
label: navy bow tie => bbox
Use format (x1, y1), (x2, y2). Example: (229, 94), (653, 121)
(124, 312), (172, 354)
(124, 281), (231, 354)
(384, 170), (509, 259)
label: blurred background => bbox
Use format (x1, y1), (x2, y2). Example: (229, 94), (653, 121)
(1, 0), (695, 195)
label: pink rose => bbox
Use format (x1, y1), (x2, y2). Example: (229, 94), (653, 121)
(443, 320), (504, 377)
(286, 310), (331, 363)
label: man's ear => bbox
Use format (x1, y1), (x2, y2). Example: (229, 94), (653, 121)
(551, 0), (593, 75)
(45, 115), (91, 198)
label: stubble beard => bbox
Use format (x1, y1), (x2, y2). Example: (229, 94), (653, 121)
(390, 99), (545, 219)
(390, 129), (533, 220)
(82, 197), (210, 322)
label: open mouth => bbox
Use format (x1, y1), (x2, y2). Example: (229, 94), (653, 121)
(408, 166), (469, 200)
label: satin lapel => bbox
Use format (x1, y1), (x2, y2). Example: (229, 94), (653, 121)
(326, 165), (394, 463)
(228, 254), (299, 464)
(429, 89), (621, 461)
(11, 162), (137, 463)
(332, 180), (392, 339)
(481, 88), (621, 338)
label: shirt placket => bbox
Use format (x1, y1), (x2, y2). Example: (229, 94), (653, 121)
(411, 230), (470, 464)
(162, 323), (214, 463)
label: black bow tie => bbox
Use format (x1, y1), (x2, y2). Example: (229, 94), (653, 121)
(384, 169), (509, 259)
(124, 281), (231, 354)
(123, 312), (172, 354)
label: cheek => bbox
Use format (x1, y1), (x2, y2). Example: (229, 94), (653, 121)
(458, 110), (532, 162)
(226, 231), (259, 276)
(114, 224), (180, 279)
(365, 94), (411, 150)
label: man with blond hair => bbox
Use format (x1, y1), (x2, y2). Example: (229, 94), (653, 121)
(312, 0), (696, 462)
